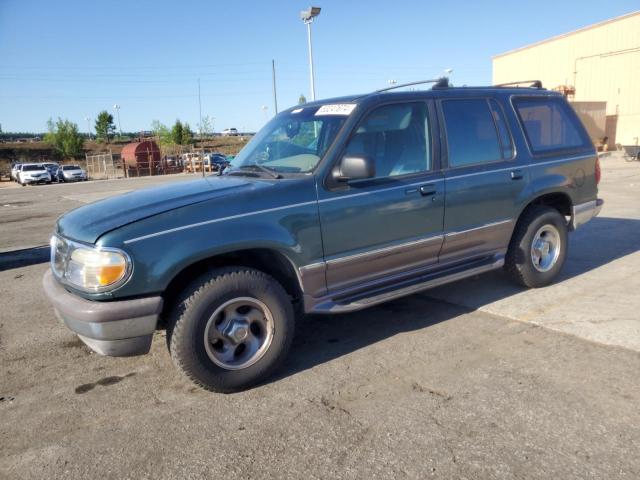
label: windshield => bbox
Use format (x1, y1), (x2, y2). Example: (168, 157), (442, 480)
(63, 165), (81, 170)
(23, 165), (45, 171)
(230, 105), (350, 173)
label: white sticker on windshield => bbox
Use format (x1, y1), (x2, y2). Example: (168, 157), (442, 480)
(315, 104), (356, 116)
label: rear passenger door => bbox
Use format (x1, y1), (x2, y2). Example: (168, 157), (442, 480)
(438, 97), (527, 263)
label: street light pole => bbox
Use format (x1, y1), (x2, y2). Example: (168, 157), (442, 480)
(300, 7), (321, 101)
(305, 21), (316, 101)
(113, 104), (122, 137)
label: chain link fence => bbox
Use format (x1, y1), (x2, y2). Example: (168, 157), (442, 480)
(85, 152), (124, 180)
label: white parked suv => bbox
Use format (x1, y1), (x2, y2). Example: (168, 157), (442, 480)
(221, 128), (239, 136)
(18, 163), (51, 185)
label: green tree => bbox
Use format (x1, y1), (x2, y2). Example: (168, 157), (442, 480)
(151, 120), (172, 145)
(170, 120), (194, 145)
(94, 111), (116, 143)
(181, 122), (193, 145)
(171, 120), (184, 145)
(44, 118), (84, 159)
(298, 94), (307, 104)
(198, 115), (214, 136)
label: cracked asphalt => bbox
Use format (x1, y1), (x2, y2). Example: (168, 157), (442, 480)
(1, 157), (639, 479)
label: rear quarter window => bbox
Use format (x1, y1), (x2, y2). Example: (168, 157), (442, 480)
(513, 96), (591, 156)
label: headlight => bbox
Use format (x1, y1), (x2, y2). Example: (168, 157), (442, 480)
(50, 235), (131, 292)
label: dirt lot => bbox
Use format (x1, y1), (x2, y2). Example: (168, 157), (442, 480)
(1, 155), (639, 479)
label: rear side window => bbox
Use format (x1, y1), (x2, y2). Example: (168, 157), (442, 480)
(441, 99), (502, 167)
(513, 97), (590, 155)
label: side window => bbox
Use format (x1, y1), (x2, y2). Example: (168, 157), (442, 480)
(513, 97), (590, 155)
(489, 99), (514, 159)
(442, 99), (502, 167)
(344, 102), (430, 178)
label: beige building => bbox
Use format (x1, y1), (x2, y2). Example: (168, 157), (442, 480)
(493, 11), (640, 147)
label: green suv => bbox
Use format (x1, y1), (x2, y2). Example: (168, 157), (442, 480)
(43, 80), (603, 392)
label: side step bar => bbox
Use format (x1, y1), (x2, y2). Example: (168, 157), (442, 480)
(308, 255), (504, 314)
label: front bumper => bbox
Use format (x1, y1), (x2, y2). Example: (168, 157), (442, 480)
(571, 198), (604, 230)
(42, 269), (163, 356)
(23, 177), (49, 184)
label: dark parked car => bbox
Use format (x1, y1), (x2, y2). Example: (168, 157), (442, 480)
(42, 162), (59, 177)
(207, 153), (231, 172)
(44, 80), (602, 392)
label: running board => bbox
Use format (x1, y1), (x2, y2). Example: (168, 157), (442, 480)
(307, 255), (504, 314)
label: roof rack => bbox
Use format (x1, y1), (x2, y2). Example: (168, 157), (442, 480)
(376, 77), (449, 93)
(494, 80), (543, 89)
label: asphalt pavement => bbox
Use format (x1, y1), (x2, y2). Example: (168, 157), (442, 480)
(1, 157), (639, 479)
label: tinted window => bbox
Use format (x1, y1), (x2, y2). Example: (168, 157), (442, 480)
(513, 97), (589, 154)
(442, 99), (501, 167)
(489, 99), (514, 159)
(344, 102), (430, 178)
(22, 165), (46, 171)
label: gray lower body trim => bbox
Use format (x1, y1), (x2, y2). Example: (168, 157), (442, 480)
(43, 269), (162, 357)
(571, 198), (603, 230)
(304, 254), (504, 314)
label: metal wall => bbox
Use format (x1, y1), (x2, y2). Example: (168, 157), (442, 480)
(493, 11), (640, 146)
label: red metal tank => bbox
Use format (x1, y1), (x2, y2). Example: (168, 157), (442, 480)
(121, 140), (162, 176)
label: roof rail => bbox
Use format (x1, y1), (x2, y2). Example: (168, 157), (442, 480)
(375, 77), (449, 93)
(494, 80), (543, 89)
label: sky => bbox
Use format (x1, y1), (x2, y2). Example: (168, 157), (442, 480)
(0, 0), (638, 133)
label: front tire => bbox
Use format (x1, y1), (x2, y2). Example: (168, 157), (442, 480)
(167, 267), (295, 393)
(505, 206), (568, 288)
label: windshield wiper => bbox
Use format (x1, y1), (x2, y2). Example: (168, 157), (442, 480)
(238, 164), (282, 179)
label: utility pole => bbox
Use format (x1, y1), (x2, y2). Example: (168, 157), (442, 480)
(272, 59), (278, 114)
(113, 104), (122, 137)
(198, 78), (204, 177)
(84, 117), (92, 140)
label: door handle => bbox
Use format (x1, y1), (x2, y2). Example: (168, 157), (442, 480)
(419, 184), (437, 196)
(510, 170), (523, 180)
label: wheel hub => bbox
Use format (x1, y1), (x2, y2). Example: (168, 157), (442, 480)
(204, 297), (274, 370)
(531, 225), (561, 273)
(223, 320), (249, 344)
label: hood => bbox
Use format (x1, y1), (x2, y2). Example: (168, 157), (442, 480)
(57, 176), (257, 244)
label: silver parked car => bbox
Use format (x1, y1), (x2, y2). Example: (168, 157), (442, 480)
(17, 164), (52, 185)
(56, 165), (88, 182)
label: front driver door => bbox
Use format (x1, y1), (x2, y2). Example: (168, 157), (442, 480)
(317, 100), (445, 293)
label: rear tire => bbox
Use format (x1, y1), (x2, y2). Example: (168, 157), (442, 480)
(505, 206), (568, 288)
(167, 267), (295, 393)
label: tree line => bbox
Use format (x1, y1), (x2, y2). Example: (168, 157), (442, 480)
(43, 112), (196, 160)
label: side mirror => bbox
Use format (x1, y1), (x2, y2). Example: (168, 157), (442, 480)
(334, 155), (375, 182)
